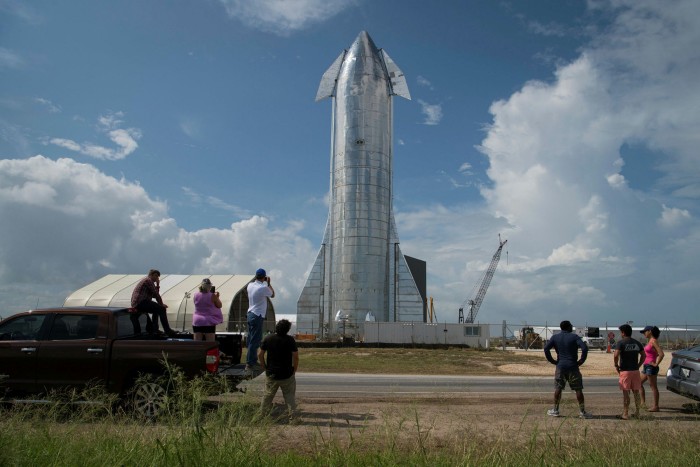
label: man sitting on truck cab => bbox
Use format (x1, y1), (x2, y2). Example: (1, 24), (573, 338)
(130, 269), (179, 338)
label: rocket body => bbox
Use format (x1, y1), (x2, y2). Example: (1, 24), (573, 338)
(297, 31), (423, 337)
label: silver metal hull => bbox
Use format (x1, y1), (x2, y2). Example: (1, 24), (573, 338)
(297, 31), (423, 338)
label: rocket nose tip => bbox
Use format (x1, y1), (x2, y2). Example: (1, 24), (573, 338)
(352, 30), (376, 52)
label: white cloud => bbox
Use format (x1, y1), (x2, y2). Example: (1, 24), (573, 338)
(219, 0), (355, 35)
(34, 97), (61, 114)
(49, 112), (142, 160)
(417, 99), (443, 125)
(0, 0), (42, 25)
(179, 117), (201, 139)
(0, 47), (24, 69)
(458, 162), (472, 173)
(398, 0), (700, 324)
(464, 0), (700, 322)
(0, 156), (315, 315)
(181, 186), (251, 218)
(416, 75), (434, 90)
(658, 204), (691, 228)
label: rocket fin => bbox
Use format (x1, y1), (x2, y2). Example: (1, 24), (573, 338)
(316, 50), (347, 102)
(297, 242), (327, 332)
(380, 50), (411, 100)
(395, 245), (424, 321)
(389, 213), (424, 321)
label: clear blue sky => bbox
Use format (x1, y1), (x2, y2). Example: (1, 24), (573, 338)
(1, 0), (698, 326)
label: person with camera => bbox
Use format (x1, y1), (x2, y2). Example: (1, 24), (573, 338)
(192, 278), (223, 342)
(130, 269), (179, 337)
(245, 268), (275, 374)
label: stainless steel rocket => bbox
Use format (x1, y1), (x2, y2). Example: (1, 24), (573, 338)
(297, 31), (424, 338)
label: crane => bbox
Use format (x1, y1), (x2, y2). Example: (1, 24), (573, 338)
(458, 235), (508, 324)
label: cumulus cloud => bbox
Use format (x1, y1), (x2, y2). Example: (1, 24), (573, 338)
(0, 156), (315, 315)
(219, 0), (355, 35)
(395, 0), (700, 324)
(658, 204), (691, 228)
(49, 112), (141, 160)
(417, 99), (443, 125)
(461, 0), (700, 323)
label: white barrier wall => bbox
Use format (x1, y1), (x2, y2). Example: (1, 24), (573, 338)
(364, 322), (490, 347)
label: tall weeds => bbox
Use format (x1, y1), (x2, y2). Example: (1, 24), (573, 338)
(0, 364), (698, 466)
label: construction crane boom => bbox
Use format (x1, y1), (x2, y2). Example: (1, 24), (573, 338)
(459, 235), (508, 324)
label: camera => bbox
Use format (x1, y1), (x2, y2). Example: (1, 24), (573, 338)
(211, 286), (216, 293)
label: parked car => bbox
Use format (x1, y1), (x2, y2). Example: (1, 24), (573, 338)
(666, 345), (700, 401)
(0, 307), (243, 417)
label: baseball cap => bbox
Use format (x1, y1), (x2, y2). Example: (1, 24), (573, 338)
(201, 278), (212, 285)
(640, 325), (654, 334)
(255, 268), (266, 278)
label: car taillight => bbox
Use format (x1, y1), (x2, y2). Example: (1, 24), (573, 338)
(206, 347), (219, 373)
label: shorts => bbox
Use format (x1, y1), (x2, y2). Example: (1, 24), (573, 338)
(642, 364), (660, 376)
(619, 370), (642, 391)
(554, 367), (583, 391)
(192, 325), (215, 333)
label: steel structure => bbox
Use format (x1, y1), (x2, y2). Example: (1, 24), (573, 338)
(297, 31), (424, 338)
(458, 236), (508, 324)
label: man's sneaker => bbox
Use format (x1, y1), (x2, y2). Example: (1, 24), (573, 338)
(579, 411), (593, 419)
(547, 408), (560, 417)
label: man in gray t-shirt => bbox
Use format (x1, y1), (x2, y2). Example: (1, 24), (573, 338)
(543, 320), (592, 419)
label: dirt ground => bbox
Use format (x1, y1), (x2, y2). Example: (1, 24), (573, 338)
(497, 348), (672, 376)
(256, 350), (698, 453)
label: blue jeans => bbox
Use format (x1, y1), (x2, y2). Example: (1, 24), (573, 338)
(247, 312), (264, 367)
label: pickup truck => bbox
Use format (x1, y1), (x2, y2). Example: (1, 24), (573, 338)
(0, 307), (243, 417)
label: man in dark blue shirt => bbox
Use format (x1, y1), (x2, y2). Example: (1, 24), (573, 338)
(543, 320), (592, 418)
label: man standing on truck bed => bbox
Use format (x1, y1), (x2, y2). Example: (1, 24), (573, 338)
(245, 268), (275, 374)
(544, 320), (593, 419)
(130, 269), (179, 338)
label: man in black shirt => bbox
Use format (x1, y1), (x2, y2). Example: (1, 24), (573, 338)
(613, 323), (645, 419)
(258, 319), (299, 420)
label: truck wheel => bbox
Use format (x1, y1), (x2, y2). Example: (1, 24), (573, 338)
(130, 375), (167, 419)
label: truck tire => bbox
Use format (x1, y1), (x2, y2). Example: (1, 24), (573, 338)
(129, 374), (167, 419)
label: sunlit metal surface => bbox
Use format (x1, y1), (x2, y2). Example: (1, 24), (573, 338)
(298, 31), (423, 338)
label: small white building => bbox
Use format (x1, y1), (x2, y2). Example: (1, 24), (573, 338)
(364, 322), (490, 347)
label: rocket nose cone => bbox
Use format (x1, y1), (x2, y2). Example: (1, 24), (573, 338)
(350, 30), (378, 56)
(357, 30), (370, 41)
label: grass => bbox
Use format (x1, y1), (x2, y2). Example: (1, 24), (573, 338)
(2, 351), (698, 466)
(1, 392), (697, 466)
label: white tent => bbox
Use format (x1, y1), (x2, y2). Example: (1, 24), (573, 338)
(64, 274), (275, 332)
